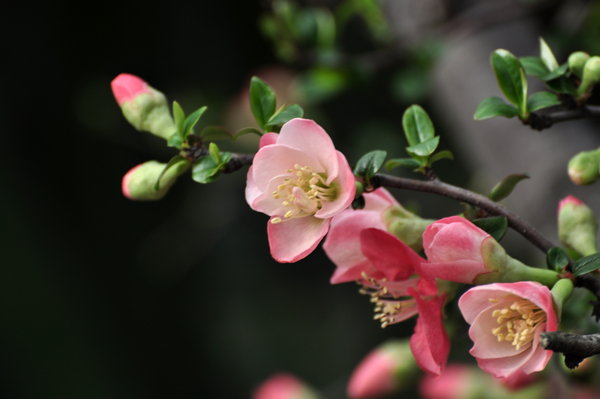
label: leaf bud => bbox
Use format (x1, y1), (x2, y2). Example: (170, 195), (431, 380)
(577, 56), (600, 96)
(568, 148), (600, 185)
(568, 51), (590, 79)
(558, 195), (598, 257)
(122, 160), (190, 201)
(111, 73), (176, 140)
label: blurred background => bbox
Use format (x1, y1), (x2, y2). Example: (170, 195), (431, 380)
(3, 0), (600, 398)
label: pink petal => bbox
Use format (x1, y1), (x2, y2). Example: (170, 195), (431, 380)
(425, 223), (486, 263)
(475, 348), (532, 379)
(259, 132), (279, 149)
(245, 166), (262, 210)
(421, 260), (488, 284)
(330, 259), (380, 285)
(277, 119), (338, 185)
(314, 151), (355, 219)
(360, 229), (423, 281)
(111, 73), (150, 106)
(268, 216), (330, 263)
(519, 323), (552, 374)
(423, 216), (488, 259)
(458, 285), (529, 325)
(347, 350), (396, 399)
(252, 145), (324, 192)
(362, 188), (399, 212)
(251, 174), (298, 216)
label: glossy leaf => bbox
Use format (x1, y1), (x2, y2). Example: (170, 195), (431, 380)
(519, 56), (549, 79)
(267, 104), (304, 126)
(154, 155), (187, 191)
(182, 106), (207, 138)
(191, 152), (232, 184)
(527, 92), (561, 112)
(491, 49), (527, 113)
(250, 76), (276, 130)
(540, 63), (569, 82)
(546, 76), (577, 95)
(385, 158), (421, 170)
(428, 150), (454, 165)
(472, 216), (508, 242)
(354, 150), (387, 180)
(200, 126), (233, 142)
(167, 132), (183, 148)
(539, 37), (559, 71)
(406, 136), (440, 157)
(546, 247), (569, 272)
(489, 173), (530, 202)
(233, 127), (263, 141)
(209, 142), (221, 164)
(474, 96), (520, 120)
(173, 101), (185, 138)
(402, 105), (434, 146)
(572, 253), (600, 277)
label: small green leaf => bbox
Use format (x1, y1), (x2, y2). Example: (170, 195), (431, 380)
(489, 173), (530, 202)
(385, 158), (422, 170)
(519, 56), (549, 79)
(474, 97), (520, 120)
(354, 150), (387, 180)
(267, 104), (304, 126)
(200, 126), (233, 142)
(182, 106), (207, 138)
(546, 247), (569, 271)
(406, 136), (440, 157)
(540, 37), (559, 71)
(527, 92), (561, 112)
(491, 49), (528, 113)
(429, 150), (454, 165)
(472, 216), (508, 242)
(546, 76), (577, 95)
(209, 142), (221, 164)
(462, 203), (478, 221)
(233, 127), (263, 141)
(402, 105), (435, 146)
(250, 76), (277, 130)
(154, 155), (186, 191)
(167, 132), (183, 148)
(192, 156), (221, 184)
(540, 63), (569, 82)
(572, 253), (600, 277)
(173, 101), (185, 138)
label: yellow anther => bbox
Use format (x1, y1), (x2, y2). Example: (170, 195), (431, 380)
(284, 211), (294, 219)
(278, 184), (287, 191)
(271, 217), (282, 224)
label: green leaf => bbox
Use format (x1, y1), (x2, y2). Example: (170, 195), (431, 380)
(406, 136), (440, 157)
(192, 156), (221, 184)
(173, 101), (185, 138)
(429, 150), (454, 165)
(154, 155), (186, 191)
(267, 104), (304, 126)
(233, 127), (263, 141)
(402, 105), (435, 146)
(354, 150), (387, 180)
(491, 49), (528, 113)
(540, 37), (559, 71)
(519, 56), (549, 79)
(546, 247), (569, 272)
(489, 173), (530, 202)
(167, 132), (183, 148)
(472, 216), (508, 242)
(572, 253), (600, 277)
(385, 158), (422, 170)
(526, 92), (561, 112)
(250, 76), (277, 130)
(209, 142), (221, 164)
(474, 97), (520, 120)
(182, 106), (207, 138)
(462, 203), (478, 221)
(200, 126), (233, 142)
(546, 76), (577, 95)
(540, 63), (569, 81)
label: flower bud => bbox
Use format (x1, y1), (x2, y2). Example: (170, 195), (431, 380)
(382, 205), (435, 252)
(111, 73), (176, 140)
(568, 51), (590, 79)
(568, 148), (600, 185)
(253, 374), (319, 399)
(558, 196), (598, 257)
(577, 56), (600, 97)
(122, 160), (190, 201)
(347, 340), (418, 399)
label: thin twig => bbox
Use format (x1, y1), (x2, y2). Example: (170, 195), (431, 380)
(525, 105), (600, 131)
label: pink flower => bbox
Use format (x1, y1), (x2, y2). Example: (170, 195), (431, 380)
(253, 373), (317, 399)
(423, 216), (506, 284)
(458, 282), (557, 379)
(111, 73), (152, 106)
(419, 364), (474, 399)
(245, 118), (355, 262)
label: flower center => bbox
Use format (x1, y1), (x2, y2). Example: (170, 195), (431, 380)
(270, 164), (337, 224)
(360, 272), (419, 328)
(489, 297), (547, 351)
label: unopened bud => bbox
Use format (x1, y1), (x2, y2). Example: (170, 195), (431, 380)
(577, 56), (600, 97)
(111, 73), (176, 140)
(568, 51), (590, 79)
(253, 373), (320, 399)
(122, 160), (190, 201)
(382, 205), (435, 252)
(558, 195), (598, 257)
(347, 340), (418, 399)
(568, 148), (600, 185)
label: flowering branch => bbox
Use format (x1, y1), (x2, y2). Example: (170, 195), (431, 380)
(524, 105), (600, 131)
(540, 331), (600, 369)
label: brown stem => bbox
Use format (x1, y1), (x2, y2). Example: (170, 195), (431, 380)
(541, 331), (600, 369)
(524, 105), (600, 131)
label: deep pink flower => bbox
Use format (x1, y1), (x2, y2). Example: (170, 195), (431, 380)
(111, 73), (152, 106)
(253, 373), (316, 399)
(458, 282), (557, 379)
(246, 118), (355, 262)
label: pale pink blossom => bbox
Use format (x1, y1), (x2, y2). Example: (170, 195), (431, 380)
(458, 282), (557, 379)
(111, 73), (152, 106)
(253, 373), (317, 399)
(246, 118), (355, 262)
